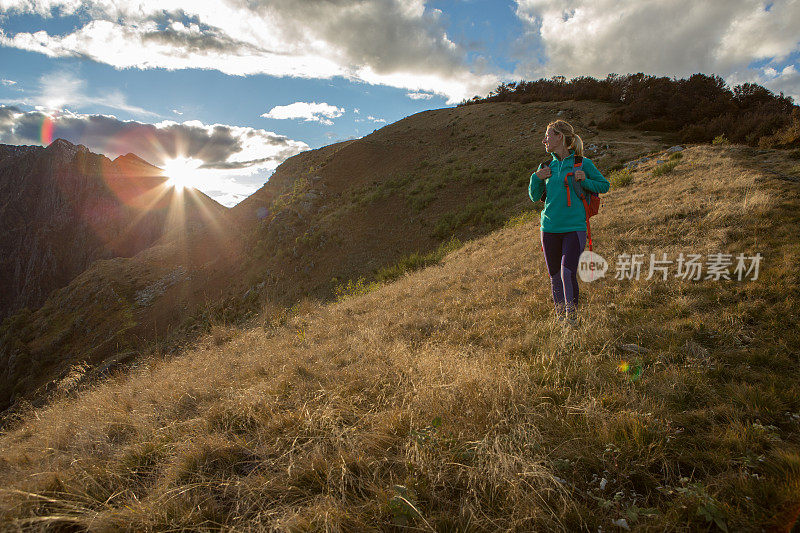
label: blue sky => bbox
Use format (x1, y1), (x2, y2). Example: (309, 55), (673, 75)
(1, 0), (798, 206)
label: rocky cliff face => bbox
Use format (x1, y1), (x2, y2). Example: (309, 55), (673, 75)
(0, 139), (227, 322)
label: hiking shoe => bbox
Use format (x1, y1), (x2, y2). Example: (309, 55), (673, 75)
(564, 304), (581, 327)
(553, 303), (567, 325)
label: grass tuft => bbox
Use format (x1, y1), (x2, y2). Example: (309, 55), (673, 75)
(712, 134), (730, 146)
(652, 160), (679, 176)
(609, 168), (633, 187)
(333, 277), (381, 301)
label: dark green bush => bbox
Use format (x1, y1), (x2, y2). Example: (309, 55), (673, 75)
(463, 73), (797, 148)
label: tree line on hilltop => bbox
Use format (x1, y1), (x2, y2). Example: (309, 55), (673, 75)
(462, 73), (799, 148)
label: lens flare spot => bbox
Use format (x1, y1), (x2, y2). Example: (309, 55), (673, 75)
(162, 157), (202, 189)
(617, 361), (630, 373)
(42, 115), (54, 145)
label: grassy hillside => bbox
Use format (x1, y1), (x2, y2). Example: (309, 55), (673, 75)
(230, 99), (669, 304)
(0, 100), (670, 415)
(1, 145), (798, 531)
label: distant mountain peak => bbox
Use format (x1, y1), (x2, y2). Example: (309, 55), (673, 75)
(113, 152), (161, 173)
(49, 138), (74, 147)
(114, 152), (148, 164)
(0, 138), (229, 332)
(46, 138), (88, 159)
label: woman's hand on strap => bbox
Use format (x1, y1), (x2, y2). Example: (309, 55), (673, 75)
(536, 167), (551, 181)
(574, 169), (586, 182)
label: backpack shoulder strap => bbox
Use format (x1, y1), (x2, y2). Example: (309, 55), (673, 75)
(536, 158), (551, 201)
(566, 156), (586, 200)
(567, 155), (596, 250)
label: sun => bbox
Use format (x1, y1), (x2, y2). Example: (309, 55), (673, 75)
(162, 157), (202, 189)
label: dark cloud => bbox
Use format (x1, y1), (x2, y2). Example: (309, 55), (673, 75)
(0, 106), (308, 170)
(201, 156), (283, 170)
(141, 26), (246, 54)
(252, 0), (467, 75)
(0, 105), (21, 125)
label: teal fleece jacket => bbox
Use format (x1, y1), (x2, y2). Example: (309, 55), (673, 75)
(529, 151), (610, 233)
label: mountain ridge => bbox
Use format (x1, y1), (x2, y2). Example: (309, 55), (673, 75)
(0, 139), (229, 324)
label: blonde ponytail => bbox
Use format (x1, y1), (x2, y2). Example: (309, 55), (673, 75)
(572, 134), (584, 157)
(547, 119), (583, 157)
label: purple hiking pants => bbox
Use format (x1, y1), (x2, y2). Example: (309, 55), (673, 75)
(540, 230), (587, 311)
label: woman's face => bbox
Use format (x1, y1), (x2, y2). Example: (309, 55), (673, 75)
(542, 127), (563, 152)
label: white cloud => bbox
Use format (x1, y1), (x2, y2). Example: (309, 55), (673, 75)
(407, 91), (434, 100)
(172, 109), (183, 115)
(0, 105), (310, 206)
(0, 0), (499, 103)
(768, 65), (800, 98)
(728, 64), (800, 101)
(8, 70), (160, 116)
(1, 79), (17, 86)
(367, 115), (387, 123)
(262, 102), (345, 126)
(513, 0), (800, 100)
(37, 70), (84, 110)
(714, 2), (800, 69)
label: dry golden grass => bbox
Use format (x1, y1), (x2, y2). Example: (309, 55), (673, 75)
(1, 146), (799, 531)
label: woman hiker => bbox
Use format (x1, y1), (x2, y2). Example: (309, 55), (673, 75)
(529, 119), (610, 326)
